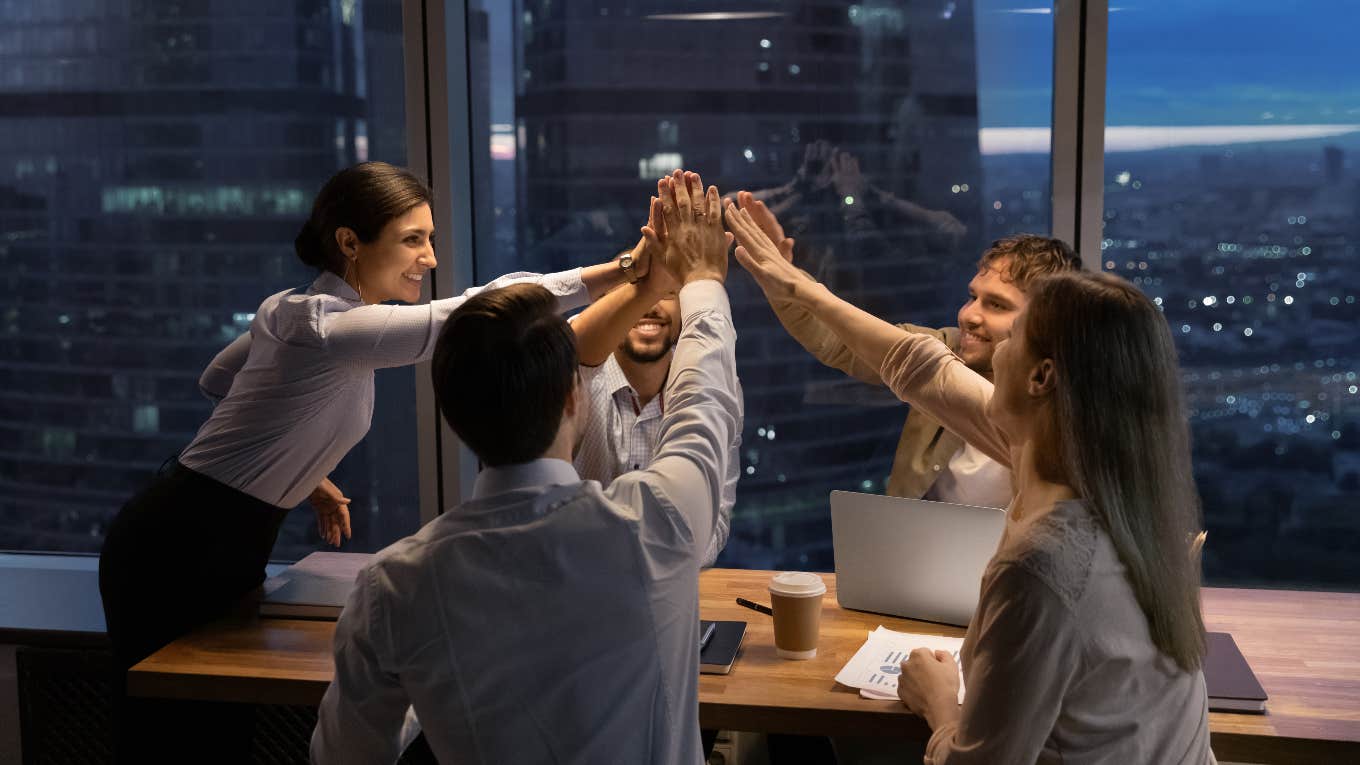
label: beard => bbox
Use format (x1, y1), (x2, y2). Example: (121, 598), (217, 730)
(619, 334), (675, 364)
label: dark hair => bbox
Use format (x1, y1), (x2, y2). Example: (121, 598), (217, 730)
(432, 283), (578, 467)
(976, 234), (1081, 290)
(1024, 271), (1206, 672)
(294, 161), (432, 275)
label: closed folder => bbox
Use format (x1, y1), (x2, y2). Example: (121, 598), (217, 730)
(260, 552), (372, 620)
(700, 620), (747, 675)
(1204, 631), (1268, 713)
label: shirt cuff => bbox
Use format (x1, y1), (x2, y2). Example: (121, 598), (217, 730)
(545, 267), (589, 313)
(678, 279), (730, 325)
(924, 721), (960, 765)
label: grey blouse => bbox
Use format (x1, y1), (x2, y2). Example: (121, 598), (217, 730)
(878, 332), (1215, 765)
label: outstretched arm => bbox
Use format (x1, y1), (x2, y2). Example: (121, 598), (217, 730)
(727, 201), (1009, 465)
(608, 171), (739, 563)
(735, 191), (889, 386)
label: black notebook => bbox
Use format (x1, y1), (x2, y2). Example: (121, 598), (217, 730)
(700, 620), (747, 675)
(1204, 631), (1268, 713)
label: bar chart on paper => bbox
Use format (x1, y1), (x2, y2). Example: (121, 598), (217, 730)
(835, 627), (966, 703)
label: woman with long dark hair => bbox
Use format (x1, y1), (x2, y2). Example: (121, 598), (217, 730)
(98, 161), (646, 760)
(728, 200), (1213, 764)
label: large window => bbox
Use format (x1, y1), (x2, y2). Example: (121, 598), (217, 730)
(469, 0), (1054, 569)
(1104, 1), (1360, 587)
(0, 0), (417, 560)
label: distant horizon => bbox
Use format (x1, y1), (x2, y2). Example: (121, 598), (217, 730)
(980, 124), (1360, 155)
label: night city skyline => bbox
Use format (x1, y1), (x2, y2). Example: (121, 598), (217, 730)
(1, 0), (1355, 588)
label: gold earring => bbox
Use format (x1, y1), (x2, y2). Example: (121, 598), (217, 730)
(343, 254), (364, 303)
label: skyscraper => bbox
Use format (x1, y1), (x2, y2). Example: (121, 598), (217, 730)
(0, 0), (410, 557)
(510, 0), (985, 567)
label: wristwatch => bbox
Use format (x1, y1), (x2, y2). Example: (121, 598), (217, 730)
(618, 252), (639, 284)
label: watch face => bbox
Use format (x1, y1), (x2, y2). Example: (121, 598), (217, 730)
(619, 254), (634, 268)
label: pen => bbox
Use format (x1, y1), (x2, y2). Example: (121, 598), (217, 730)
(735, 597), (773, 616)
(699, 621), (717, 652)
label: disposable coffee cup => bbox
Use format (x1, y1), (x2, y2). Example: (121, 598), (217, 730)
(769, 572), (827, 660)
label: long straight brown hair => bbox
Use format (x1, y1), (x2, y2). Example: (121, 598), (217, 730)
(1024, 272), (1206, 672)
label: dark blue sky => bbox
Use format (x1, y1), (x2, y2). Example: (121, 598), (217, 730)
(977, 0), (1360, 128)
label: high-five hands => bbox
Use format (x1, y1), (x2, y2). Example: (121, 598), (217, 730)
(631, 194), (681, 295)
(655, 169), (732, 285)
(725, 195), (820, 305)
(735, 191), (795, 262)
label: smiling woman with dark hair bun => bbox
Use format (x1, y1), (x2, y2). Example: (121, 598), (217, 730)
(97, 160), (650, 762)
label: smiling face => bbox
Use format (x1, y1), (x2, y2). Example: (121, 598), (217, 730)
(344, 203), (436, 304)
(618, 294), (680, 364)
(956, 257), (1027, 377)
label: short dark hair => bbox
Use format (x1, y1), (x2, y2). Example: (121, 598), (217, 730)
(294, 161), (431, 276)
(976, 234), (1081, 290)
(432, 283), (578, 467)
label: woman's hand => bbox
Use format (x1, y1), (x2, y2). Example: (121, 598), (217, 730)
(725, 197), (820, 304)
(897, 648), (963, 731)
(310, 477), (352, 548)
(735, 191), (795, 262)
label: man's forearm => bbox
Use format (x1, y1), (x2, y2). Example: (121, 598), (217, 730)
(573, 280), (670, 367)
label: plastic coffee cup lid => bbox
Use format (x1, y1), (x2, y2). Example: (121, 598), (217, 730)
(769, 571), (827, 598)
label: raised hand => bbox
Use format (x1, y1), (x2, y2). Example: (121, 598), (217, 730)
(725, 199), (819, 304)
(830, 149), (866, 200)
(796, 140), (835, 191)
(736, 190), (795, 262)
(658, 169), (731, 284)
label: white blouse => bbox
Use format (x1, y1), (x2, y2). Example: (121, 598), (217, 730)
(179, 269), (588, 508)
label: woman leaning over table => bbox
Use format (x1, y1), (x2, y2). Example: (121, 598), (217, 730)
(727, 198), (1214, 765)
(97, 162), (650, 755)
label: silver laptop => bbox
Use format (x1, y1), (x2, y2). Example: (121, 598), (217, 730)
(831, 491), (1007, 627)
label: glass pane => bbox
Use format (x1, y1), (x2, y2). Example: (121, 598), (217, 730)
(0, 0), (417, 560)
(470, 0), (1053, 569)
(1105, 1), (1360, 587)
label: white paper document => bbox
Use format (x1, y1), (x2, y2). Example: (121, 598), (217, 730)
(834, 626), (967, 704)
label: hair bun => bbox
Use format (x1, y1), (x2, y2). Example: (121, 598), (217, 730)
(294, 219), (324, 269)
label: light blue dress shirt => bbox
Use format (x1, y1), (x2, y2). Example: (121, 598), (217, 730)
(311, 280), (740, 765)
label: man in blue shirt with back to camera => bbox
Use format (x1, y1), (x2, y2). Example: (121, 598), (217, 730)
(310, 169), (739, 764)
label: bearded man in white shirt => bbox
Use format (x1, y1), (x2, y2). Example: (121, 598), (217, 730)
(311, 170), (739, 765)
(569, 196), (742, 567)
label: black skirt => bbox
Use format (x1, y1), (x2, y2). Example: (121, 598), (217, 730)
(99, 460), (291, 669)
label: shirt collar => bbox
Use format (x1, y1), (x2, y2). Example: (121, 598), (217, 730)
(598, 354), (635, 398)
(471, 458), (581, 499)
(310, 271), (361, 303)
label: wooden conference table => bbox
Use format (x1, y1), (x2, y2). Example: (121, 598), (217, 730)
(130, 568), (1360, 763)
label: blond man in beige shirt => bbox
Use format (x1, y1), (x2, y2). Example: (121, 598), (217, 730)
(739, 190), (1079, 506)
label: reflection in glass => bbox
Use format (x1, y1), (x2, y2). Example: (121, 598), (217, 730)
(471, 1), (1054, 569)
